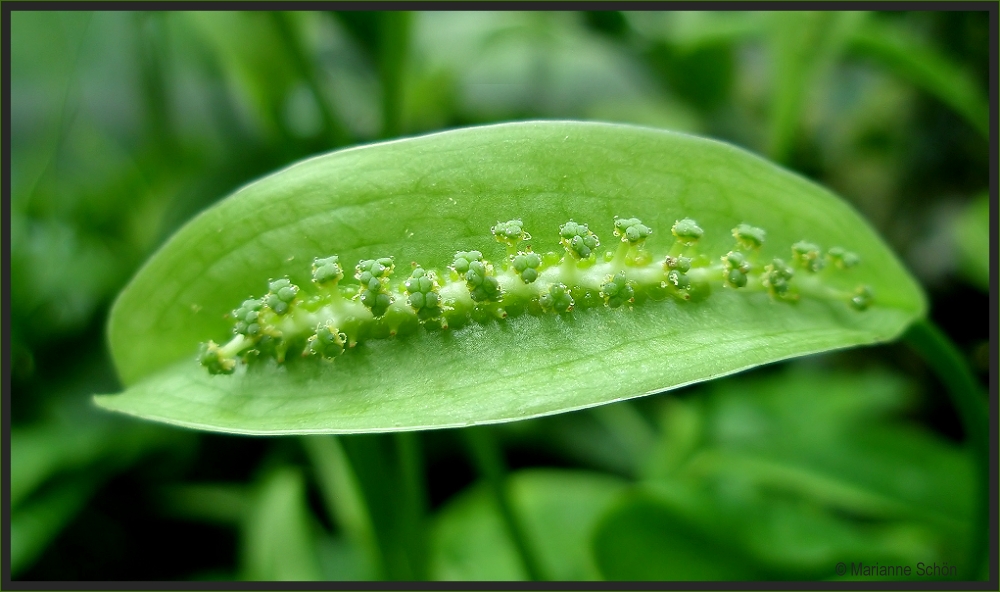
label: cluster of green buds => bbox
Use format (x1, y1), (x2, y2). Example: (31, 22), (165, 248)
(357, 258), (395, 317)
(559, 220), (600, 260)
(198, 216), (874, 375)
(600, 271), (634, 308)
(404, 266), (443, 321)
(452, 251), (502, 303)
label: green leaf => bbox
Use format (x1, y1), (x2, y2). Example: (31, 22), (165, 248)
(591, 487), (769, 580)
(954, 192), (990, 291)
(96, 121), (925, 434)
(157, 482), (252, 526)
(628, 366), (975, 579)
(11, 423), (110, 509)
(767, 11), (866, 163)
(591, 481), (946, 581)
(301, 436), (381, 578)
(694, 368), (975, 530)
(848, 18), (989, 140)
(11, 475), (101, 577)
(240, 467), (322, 581)
(429, 469), (626, 580)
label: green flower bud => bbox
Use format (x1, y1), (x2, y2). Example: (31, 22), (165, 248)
(732, 223), (766, 250)
(356, 258), (395, 317)
(671, 218), (703, 245)
(723, 250), (751, 287)
(452, 251), (484, 274)
(613, 217), (652, 245)
(233, 298), (263, 336)
(540, 283), (574, 312)
(763, 258), (794, 297)
(308, 322), (347, 359)
(559, 220), (600, 259)
(198, 341), (236, 375)
(404, 266), (443, 320)
(666, 269), (690, 290)
(791, 241), (824, 273)
(492, 219), (530, 246)
(850, 285), (873, 311)
(512, 251), (542, 284)
(265, 278), (299, 315)
(827, 247), (860, 269)
(312, 255), (344, 285)
(727, 269), (748, 288)
(664, 256), (692, 273)
(600, 271), (634, 308)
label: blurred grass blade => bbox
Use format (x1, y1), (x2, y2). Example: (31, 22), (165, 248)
(96, 121), (925, 434)
(241, 467), (322, 581)
(180, 12), (321, 143)
(268, 11), (348, 145)
(10, 424), (109, 509)
(633, 11), (766, 49)
(301, 436), (381, 578)
(953, 192), (990, 291)
(848, 18), (989, 139)
(337, 435), (426, 579)
(767, 11), (866, 163)
(158, 483), (251, 526)
(11, 476), (101, 577)
(377, 11), (411, 138)
(462, 427), (547, 580)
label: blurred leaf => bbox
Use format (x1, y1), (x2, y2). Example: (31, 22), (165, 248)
(592, 480), (944, 580)
(693, 368), (975, 529)
(767, 11), (866, 163)
(629, 11), (763, 113)
(498, 407), (647, 478)
(10, 214), (126, 345)
(180, 12), (315, 143)
(316, 535), (371, 581)
(585, 95), (703, 133)
(11, 475), (102, 578)
(848, 17), (989, 139)
(625, 11), (765, 49)
(588, 403), (657, 475)
(158, 482), (251, 525)
(97, 121), (924, 434)
(591, 487), (767, 580)
(10, 412), (183, 576)
(414, 12), (659, 120)
(12, 415), (178, 509)
(953, 192), (990, 291)
(330, 11), (412, 137)
(336, 435), (426, 580)
(626, 366), (975, 580)
(301, 436), (380, 578)
(10, 423), (110, 509)
(240, 467), (322, 581)
(430, 469), (626, 580)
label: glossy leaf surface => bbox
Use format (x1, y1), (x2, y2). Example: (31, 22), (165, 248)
(96, 121), (925, 434)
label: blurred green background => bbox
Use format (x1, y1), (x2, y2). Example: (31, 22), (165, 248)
(8, 10), (990, 581)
